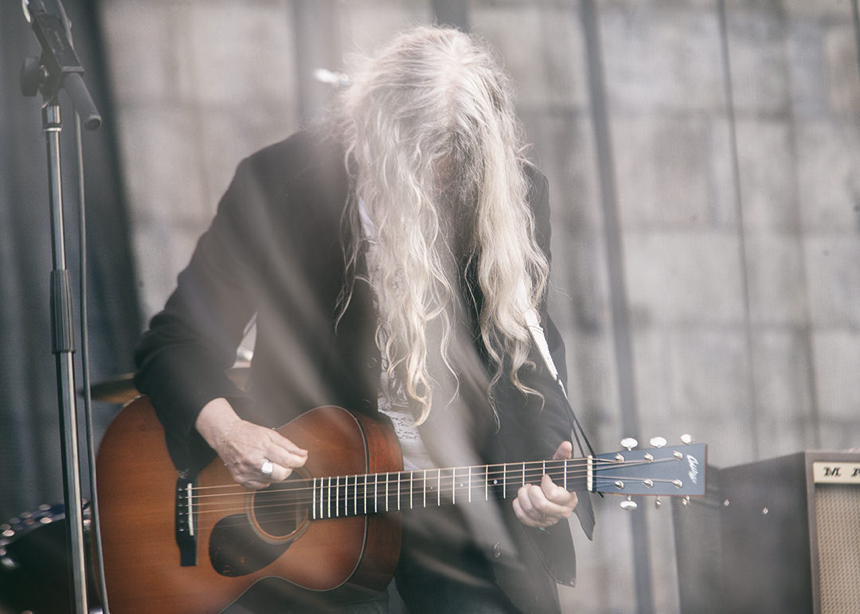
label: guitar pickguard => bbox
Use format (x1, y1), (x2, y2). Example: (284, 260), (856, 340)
(209, 513), (291, 577)
(209, 476), (312, 577)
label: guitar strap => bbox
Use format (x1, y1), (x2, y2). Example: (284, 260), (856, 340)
(525, 307), (596, 540)
(524, 307), (596, 459)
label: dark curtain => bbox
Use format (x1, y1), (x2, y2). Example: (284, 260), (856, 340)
(0, 1), (141, 525)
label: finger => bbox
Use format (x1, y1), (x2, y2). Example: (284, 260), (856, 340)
(228, 463), (282, 490)
(226, 462), (269, 489)
(514, 489), (558, 528)
(527, 481), (574, 519)
(543, 482), (578, 514)
(266, 461), (295, 482)
(243, 478), (269, 490)
(540, 473), (578, 507)
(552, 441), (573, 460)
(267, 430), (308, 457)
(264, 432), (308, 472)
(262, 450), (306, 480)
(516, 485), (546, 523)
(512, 497), (541, 527)
(225, 464), (269, 490)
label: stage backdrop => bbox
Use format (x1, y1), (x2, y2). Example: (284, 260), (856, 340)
(2, 1), (859, 613)
(0, 0), (140, 535)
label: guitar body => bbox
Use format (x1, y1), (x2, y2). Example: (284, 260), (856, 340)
(96, 397), (402, 614)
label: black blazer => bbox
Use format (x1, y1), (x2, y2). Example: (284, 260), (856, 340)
(134, 129), (584, 611)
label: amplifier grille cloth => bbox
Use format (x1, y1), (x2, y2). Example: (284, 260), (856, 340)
(816, 485), (860, 614)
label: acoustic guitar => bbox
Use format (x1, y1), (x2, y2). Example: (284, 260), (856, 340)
(96, 396), (706, 613)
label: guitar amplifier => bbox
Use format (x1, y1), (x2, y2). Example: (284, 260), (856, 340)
(672, 451), (860, 614)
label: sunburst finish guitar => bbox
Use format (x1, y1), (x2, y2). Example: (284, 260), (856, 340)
(96, 397), (706, 614)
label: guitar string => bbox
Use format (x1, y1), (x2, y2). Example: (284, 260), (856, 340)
(189, 470), (691, 526)
(191, 469), (681, 512)
(192, 459), (624, 499)
(187, 474), (584, 513)
(207, 489), (559, 531)
(201, 473), (691, 530)
(188, 457), (676, 503)
(188, 456), (652, 495)
(193, 473), (689, 522)
(183, 458), (686, 517)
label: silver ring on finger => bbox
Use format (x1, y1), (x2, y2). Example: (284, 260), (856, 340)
(261, 459), (274, 477)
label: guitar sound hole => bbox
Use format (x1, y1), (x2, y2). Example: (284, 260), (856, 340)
(252, 473), (309, 540)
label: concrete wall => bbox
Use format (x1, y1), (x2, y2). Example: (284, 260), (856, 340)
(99, 0), (860, 611)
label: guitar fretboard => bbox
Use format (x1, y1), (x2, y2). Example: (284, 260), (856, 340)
(310, 460), (586, 520)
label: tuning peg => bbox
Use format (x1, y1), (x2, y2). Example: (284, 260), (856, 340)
(620, 496), (637, 511)
(620, 437), (638, 451)
(655, 496), (662, 509)
(649, 436), (667, 449)
(680, 434), (693, 445)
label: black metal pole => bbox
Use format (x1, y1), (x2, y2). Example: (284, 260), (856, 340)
(43, 100), (89, 614)
(21, 3), (105, 609)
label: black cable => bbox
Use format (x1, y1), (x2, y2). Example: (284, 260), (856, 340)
(74, 111), (110, 613)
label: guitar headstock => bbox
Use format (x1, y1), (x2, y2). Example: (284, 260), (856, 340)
(592, 440), (707, 498)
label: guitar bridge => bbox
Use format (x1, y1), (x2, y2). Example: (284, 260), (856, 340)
(175, 475), (197, 566)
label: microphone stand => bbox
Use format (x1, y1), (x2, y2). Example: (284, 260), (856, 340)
(20, 1), (102, 612)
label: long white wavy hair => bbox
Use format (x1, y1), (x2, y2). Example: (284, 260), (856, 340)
(337, 26), (549, 424)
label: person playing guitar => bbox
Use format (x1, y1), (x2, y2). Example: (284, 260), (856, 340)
(130, 25), (591, 614)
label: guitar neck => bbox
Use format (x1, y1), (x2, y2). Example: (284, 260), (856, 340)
(307, 442), (707, 520)
(311, 460), (583, 520)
